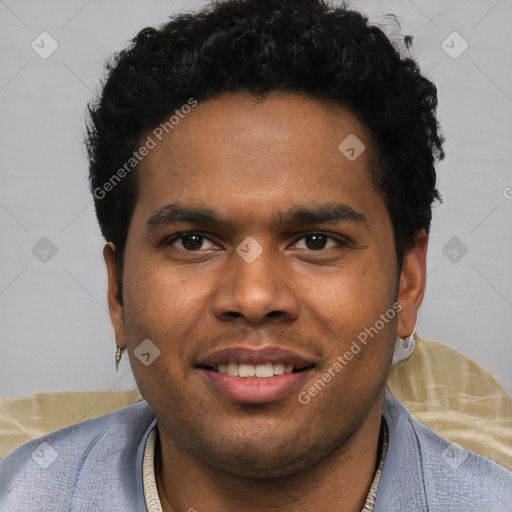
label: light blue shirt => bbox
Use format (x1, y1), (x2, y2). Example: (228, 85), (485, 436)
(1, 389), (511, 511)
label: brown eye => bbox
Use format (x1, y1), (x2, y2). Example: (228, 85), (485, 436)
(304, 234), (328, 250)
(181, 234), (203, 250)
(168, 233), (217, 251)
(292, 233), (342, 251)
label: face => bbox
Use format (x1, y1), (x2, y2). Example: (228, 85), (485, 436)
(106, 92), (425, 477)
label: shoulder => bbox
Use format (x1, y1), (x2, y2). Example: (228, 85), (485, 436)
(0, 400), (154, 512)
(383, 390), (512, 511)
(412, 418), (512, 511)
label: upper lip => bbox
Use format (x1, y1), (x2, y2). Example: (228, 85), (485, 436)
(196, 346), (316, 370)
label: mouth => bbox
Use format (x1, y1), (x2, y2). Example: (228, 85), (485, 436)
(195, 346), (317, 403)
(197, 362), (314, 378)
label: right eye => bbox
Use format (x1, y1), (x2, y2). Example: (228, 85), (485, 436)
(166, 232), (219, 251)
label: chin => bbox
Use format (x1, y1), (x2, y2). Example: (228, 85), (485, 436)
(189, 425), (354, 480)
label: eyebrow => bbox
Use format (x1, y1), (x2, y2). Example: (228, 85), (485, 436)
(146, 204), (231, 232)
(145, 202), (369, 233)
(276, 203), (369, 228)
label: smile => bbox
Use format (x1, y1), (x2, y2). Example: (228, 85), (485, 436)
(195, 346), (317, 403)
(200, 362), (313, 378)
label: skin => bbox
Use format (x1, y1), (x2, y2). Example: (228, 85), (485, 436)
(104, 91), (427, 512)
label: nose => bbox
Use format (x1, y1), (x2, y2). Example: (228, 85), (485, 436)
(212, 248), (299, 326)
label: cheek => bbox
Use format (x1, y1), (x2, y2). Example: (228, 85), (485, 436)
(123, 252), (203, 330)
(121, 262), (196, 406)
(121, 254), (220, 383)
(298, 256), (395, 332)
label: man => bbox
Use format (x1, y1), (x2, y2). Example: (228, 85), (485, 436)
(1, 0), (511, 510)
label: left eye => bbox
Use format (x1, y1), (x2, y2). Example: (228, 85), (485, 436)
(168, 233), (217, 251)
(291, 233), (342, 251)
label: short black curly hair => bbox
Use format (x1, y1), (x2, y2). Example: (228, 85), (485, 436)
(86, 0), (444, 301)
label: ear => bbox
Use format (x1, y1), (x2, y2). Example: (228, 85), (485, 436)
(103, 243), (126, 350)
(397, 230), (428, 338)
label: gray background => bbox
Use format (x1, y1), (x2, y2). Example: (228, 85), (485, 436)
(1, 0), (511, 399)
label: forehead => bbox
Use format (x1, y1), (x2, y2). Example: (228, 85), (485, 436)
(133, 91), (385, 228)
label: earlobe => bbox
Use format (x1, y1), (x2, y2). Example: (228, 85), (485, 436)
(396, 230), (428, 339)
(103, 243), (126, 350)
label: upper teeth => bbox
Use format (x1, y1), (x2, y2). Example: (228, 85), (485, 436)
(216, 363), (294, 378)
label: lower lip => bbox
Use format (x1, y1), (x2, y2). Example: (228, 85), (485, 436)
(198, 369), (312, 404)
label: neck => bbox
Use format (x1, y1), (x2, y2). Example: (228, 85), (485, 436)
(155, 392), (385, 512)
